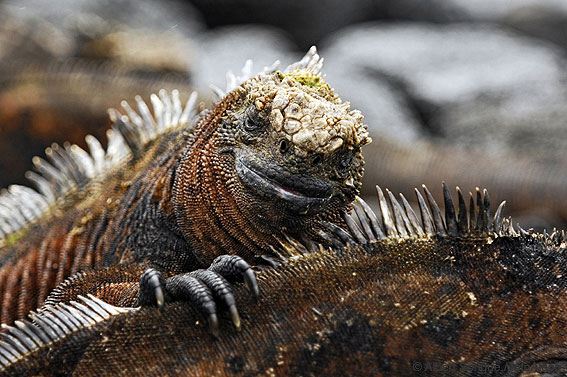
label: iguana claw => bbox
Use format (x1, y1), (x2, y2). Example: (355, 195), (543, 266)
(209, 255), (259, 300)
(137, 255), (257, 337)
(229, 305), (241, 331)
(209, 313), (219, 338)
(243, 268), (259, 300)
(190, 269), (240, 331)
(138, 268), (166, 310)
(154, 282), (165, 310)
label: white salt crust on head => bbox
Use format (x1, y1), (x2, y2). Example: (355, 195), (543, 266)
(241, 70), (371, 157)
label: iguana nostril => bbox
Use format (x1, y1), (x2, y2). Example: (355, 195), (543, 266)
(279, 139), (289, 154)
(311, 155), (322, 165)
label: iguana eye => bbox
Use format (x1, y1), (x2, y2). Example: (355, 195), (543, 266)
(243, 109), (264, 132)
(279, 139), (289, 154)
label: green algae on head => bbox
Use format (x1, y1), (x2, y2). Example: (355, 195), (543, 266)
(276, 70), (331, 92)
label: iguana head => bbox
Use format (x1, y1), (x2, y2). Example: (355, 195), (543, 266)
(216, 63), (370, 228)
(174, 48), (370, 260)
(230, 71), (370, 216)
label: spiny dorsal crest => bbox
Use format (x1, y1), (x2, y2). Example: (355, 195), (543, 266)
(0, 295), (133, 371)
(0, 47), (334, 246)
(344, 183), (514, 243)
(273, 184), (513, 260)
(0, 89), (199, 246)
(221, 45), (325, 95)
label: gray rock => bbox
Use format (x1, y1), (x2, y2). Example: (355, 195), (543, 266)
(192, 25), (296, 93)
(449, 0), (567, 49)
(379, 0), (567, 49)
(322, 60), (424, 144)
(448, 0), (567, 19)
(322, 23), (567, 155)
(185, 0), (566, 50)
(186, 0), (382, 49)
(0, 0), (204, 72)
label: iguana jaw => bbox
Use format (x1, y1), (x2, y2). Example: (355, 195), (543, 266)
(235, 157), (333, 215)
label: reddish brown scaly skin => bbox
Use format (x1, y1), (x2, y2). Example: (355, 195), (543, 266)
(0, 75), (368, 325)
(173, 91), (273, 264)
(172, 88), (362, 265)
(5, 232), (567, 376)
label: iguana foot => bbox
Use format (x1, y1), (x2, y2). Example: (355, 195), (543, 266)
(138, 255), (258, 337)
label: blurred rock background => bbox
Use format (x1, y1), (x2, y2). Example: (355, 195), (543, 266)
(0, 0), (566, 229)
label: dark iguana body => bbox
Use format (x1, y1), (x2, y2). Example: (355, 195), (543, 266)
(0, 48), (370, 326)
(2, 185), (567, 377)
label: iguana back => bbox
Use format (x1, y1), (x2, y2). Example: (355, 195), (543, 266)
(2, 185), (566, 377)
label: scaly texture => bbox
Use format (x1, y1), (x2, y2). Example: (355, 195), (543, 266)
(2, 184), (567, 376)
(0, 47), (370, 326)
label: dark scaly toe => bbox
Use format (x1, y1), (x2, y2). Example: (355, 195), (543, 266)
(190, 270), (241, 331)
(208, 255), (259, 300)
(165, 274), (220, 337)
(138, 268), (166, 309)
(138, 257), (257, 337)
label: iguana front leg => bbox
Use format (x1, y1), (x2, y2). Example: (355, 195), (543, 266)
(138, 255), (259, 337)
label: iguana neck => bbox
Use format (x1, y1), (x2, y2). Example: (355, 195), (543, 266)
(173, 92), (276, 265)
(97, 132), (188, 267)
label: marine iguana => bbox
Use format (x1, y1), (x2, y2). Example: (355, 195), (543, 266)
(1, 184), (566, 376)
(0, 47), (371, 334)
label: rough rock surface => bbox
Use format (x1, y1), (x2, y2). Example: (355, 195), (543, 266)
(322, 23), (567, 152)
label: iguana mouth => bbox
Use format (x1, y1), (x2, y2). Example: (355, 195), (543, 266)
(235, 158), (333, 214)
